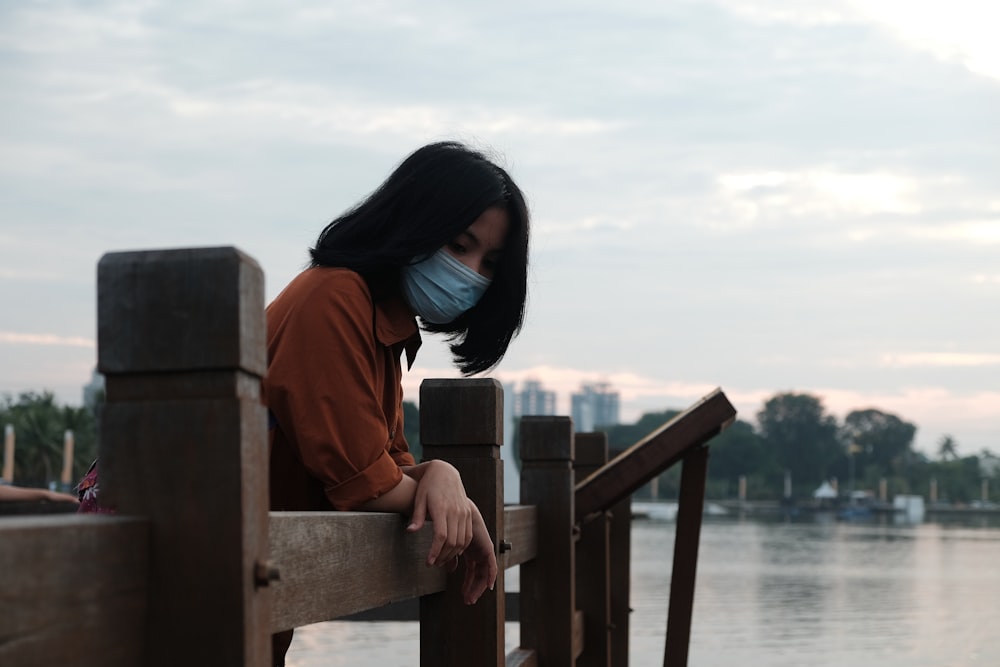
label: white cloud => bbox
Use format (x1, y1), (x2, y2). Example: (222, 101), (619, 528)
(718, 168), (919, 219)
(0, 267), (63, 282)
(849, 0), (1000, 81)
(908, 221), (1000, 244)
(0, 332), (96, 348)
(0, 2), (152, 54)
(709, 0), (1000, 81)
(880, 353), (1000, 368)
(707, 0), (854, 26)
(163, 80), (620, 140)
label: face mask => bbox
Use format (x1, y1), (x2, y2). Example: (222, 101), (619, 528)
(401, 249), (491, 324)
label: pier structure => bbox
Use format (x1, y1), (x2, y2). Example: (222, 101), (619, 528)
(0, 247), (736, 666)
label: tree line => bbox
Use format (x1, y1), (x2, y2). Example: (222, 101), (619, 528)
(1, 392), (98, 489)
(602, 392), (997, 505)
(4, 389), (994, 505)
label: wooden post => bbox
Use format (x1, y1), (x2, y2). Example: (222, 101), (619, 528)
(520, 415), (577, 666)
(663, 445), (709, 667)
(609, 491), (632, 667)
(3, 424), (14, 483)
(60, 429), (75, 487)
(419, 379), (505, 667)
(575, 432), (610, 667)
(97, 247), (271, 667)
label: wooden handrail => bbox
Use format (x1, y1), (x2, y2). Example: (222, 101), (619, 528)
(574, 388), (737, 523)
(269, 512), (446, 632)
(267, 505), (539, 646)
(500, 504), (538, 567)
(0, 515), (150, 667)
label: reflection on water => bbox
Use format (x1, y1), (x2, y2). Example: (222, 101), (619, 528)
(288, 513), (1000, 667)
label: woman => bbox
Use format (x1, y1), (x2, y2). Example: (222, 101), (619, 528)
(266, 141), (530, 664)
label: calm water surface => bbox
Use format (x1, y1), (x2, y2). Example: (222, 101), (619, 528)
(287, 511), (1000, 666)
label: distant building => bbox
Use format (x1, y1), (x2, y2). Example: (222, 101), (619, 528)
(512, 379), (556, 417)
(82, 368), (105, 411)
(570, 382), (620, 432)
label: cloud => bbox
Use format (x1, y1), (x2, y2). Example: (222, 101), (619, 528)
(718, 168), (920, 220)
(709, 0), (1000, 81)
(880, 353), (1000, 368)
(0, 267), (63, 282)
(850, 0), (1000, 82)
(819, 385), (1000, 453)
(908, 220), (1000, 244)
(0, 332), (96, 348)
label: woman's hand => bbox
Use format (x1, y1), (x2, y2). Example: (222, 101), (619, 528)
(460, 503), (499, 605)
(404, 460), (474, 567)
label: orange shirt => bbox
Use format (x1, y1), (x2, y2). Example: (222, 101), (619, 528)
(264, 267), (420, 511)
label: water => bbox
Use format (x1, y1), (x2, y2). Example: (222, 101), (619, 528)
(286, 510), (1000, 666)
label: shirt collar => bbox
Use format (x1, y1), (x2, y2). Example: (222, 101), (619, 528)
(375, 293), (422, 369)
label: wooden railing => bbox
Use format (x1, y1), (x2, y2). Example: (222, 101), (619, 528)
(0, 247), (735, 667)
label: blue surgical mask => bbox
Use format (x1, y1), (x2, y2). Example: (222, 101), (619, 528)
(401, 249), (491, 324)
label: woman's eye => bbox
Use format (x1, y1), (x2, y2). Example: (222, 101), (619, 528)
(449, 242), (466, 254)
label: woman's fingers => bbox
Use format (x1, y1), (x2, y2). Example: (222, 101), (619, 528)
(446, 555), (461, 573)
(461, 552), (498, 605)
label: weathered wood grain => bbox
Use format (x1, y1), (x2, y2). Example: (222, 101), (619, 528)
(420, 378), (506, 667)
(501, 504), (537, 567)
(0, 515), (149, 667)
(97, 247), (265, 376)
(520, 416), (576, 666)
(97, 247), (271, 667)
(574, 433), (610, 667)
(269, 512), (446, 631)
(663, 446), (710, 667)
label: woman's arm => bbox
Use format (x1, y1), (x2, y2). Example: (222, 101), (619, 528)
(360, 460), (473, 567)
(356, 474), (418, 514)
(359, 459), (484, 574)
(0, 485), (79, 503)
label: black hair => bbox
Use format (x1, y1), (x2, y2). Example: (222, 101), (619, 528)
(309, 141), (530, 375)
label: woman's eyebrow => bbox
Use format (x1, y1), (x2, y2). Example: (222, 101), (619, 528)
(459, 229), (481, 247)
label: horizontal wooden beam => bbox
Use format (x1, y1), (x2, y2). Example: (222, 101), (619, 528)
(269, 511), (446, 632)
(343, 591), (524, 622)
(574, 388), (737, 522)
(501, 504), (537, 568)
(270, 504), (539, 629)
(0, 515), (149, 667)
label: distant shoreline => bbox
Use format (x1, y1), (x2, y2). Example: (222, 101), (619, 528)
(631, 498), (1000, 518)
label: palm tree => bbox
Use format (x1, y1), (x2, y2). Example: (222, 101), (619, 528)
(937, 435), (959, 462)
(0, 392), (97, 487)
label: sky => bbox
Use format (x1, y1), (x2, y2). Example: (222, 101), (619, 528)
(1, 0), (997, 458)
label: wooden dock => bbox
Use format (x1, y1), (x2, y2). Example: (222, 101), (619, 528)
(0, 247), (736, 667)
